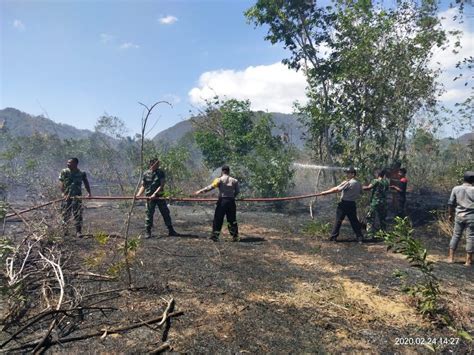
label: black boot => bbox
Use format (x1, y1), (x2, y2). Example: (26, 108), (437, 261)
(145, 229), (152, 239)
(168, 227), (180, 237)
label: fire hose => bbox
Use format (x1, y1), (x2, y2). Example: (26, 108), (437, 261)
(4, 193), (323, 219)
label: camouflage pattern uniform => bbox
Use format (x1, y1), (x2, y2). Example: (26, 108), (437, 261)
(59, 168), (87, 233)
(366, 178), (389, 237)
(142, 168), (173, 234)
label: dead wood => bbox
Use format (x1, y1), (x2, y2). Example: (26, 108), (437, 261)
(5, 311), (184, 352)
(1, 307), (118, 348)
(149, 342), (171, 354)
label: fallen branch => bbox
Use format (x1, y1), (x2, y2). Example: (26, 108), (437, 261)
(81, 286), (148, 299)
(5, 311), (184, 351)
(1, 307), (117, 348)
(73, 271), (117, 280)
(157, 298), (175, 327)
(149, 342), (171, 354)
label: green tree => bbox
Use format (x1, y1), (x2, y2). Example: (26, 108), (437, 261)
(194, 98), (254, 169)
(247, 0), (447, 174)
(193, 98), (295, 197)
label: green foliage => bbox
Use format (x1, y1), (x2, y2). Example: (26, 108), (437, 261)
(0, 200), (8, 220)
(302, 220), (331, 237)
(407, 128), (473, 192)
(193, 98), (295, 197)
(94, 231), (110, 246)
(119, 237), (141, 253)
(0, 238), (14, 265)
(382, 217), (441, 318)
(247, 0), (448, 173)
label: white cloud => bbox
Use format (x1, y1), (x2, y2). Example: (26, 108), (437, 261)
(119, 42), (140, 50)
(159, 15), (178, 25)
(13, 19), (26, 31)
(431, 7), (473, 104)
(100, 33), (114, 43)
(188, 62), (307, 113)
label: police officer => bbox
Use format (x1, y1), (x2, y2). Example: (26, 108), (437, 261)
(59, 157), (91, 237)
(136, 158), (179, 238)
(195, 165), (240, 242)
(317, 167), (364, 243)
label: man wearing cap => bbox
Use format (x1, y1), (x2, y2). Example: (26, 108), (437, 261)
(136, 158), (179, 238)
(195, 165), (240, 242)
(447, 171), (474, 266)
(317, 166), (364, 243)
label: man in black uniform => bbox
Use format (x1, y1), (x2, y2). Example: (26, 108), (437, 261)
(317, 167), (364, 243)
(136, 158), (179, 238)
(195, 165), (240, 242)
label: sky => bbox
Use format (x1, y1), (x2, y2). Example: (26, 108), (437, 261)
(1, 0), (473, 138)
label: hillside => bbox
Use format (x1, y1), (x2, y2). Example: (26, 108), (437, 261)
(153, 112), (306, 148)
(0, 107), (94, 140)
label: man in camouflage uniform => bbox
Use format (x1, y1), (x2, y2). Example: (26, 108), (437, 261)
(363, 169), (389, 238)
(59, 157), (91, 237)
(136, 158), (179, 238)
(194, 165), (240, 242)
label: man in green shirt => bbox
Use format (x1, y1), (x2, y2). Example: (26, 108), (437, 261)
(136, 158), (179, 238)
(59, 157), (91, 237)
(363, 169), (389, 238)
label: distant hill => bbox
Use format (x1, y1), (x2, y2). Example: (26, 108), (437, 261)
(0, 107), (95, 140)
(153, 112), (306, 148)
(457, 132), (474, 145)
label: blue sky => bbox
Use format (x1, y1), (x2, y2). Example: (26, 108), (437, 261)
(1, 0), (472, 138)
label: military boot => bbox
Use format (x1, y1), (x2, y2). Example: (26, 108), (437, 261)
(210, 231), (220, 242)
(145, 229), (152, 239)
(168, 227), (180, 237)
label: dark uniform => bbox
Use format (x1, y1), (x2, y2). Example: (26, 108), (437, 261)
(203, 175), (240, 241)
(330, 178), (364, 241)
(395, 176), (408, 217)
(366, 178), (389, 237)
(59, 168), (88, 234)
(142, 168), (174, 235)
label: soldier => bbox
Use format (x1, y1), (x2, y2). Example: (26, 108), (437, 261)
(194, 165), (240, 242)
(136, 158), (179, 238)
(59, 157), (91, 237)
(447, 171), (474, 266)
(317, 167), (364, 243)
(363, 169), (389, 238)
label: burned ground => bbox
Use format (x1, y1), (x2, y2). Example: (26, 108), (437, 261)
(1, 197), (473, 353)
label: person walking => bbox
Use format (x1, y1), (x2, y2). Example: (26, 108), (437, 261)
(59, 157), (91, 237)
(447, 171), (474, 266)
(195, 165), (240, 242)
(363, 169), (389, 238)
(317, 167), (364, 243)
(136, 158), (179, 238)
